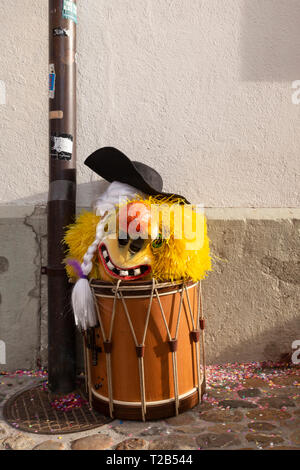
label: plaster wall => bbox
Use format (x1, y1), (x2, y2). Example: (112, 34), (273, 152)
(0, 0), (299, 207)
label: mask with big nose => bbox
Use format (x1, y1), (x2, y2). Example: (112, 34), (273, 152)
(97, 201), (158, 282)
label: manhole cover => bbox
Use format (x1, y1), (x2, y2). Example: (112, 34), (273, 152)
(3, 383), (111, 434)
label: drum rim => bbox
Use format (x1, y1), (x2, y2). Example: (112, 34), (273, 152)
(91, 386), (199, 406)
(90, 278), (193, 287)
(90, 278), (197, 298)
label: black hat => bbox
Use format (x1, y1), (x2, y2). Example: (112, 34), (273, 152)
(84, 147), (189, 203)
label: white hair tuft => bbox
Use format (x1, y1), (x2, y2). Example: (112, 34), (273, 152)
(71, 182), (143, 330)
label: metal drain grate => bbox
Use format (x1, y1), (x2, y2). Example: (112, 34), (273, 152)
(3, 383), (111, 435)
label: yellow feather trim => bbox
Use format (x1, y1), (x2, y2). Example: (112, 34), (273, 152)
(64, 197), (212, 282)
(64, 211), (101, 280)
(117, 195), (212, 282)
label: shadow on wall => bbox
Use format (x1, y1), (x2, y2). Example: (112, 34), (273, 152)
(205, 316), (300, 365)
(202, 217), (300, 365)
(242, 0), (300, 80)
(5, 180), (110, 209)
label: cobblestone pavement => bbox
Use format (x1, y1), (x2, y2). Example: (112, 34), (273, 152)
(0, 363), (299, 450)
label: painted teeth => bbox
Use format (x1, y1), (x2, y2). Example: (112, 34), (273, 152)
(107, 261), (114, 270)
(101, 245), (147, 278)
(120, 270), (129, 276)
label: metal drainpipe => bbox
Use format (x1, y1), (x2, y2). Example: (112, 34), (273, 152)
(47, 0), (77, 393)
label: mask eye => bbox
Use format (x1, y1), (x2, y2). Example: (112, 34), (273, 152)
(118, 232), (129, 246)
(129, 237), (144, 254)
(152, 233), (163, 250)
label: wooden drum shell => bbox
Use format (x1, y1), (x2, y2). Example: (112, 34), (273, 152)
(85, 281), (205, 420)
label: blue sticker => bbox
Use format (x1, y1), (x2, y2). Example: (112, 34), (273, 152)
(62, 0), (77, 24)
(49, 64), (55, 99)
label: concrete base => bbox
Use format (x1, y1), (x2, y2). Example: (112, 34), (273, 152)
(0, 205), (299, 370)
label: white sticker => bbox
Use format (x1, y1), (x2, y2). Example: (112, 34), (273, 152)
(50, 134), (73, 161)
(53, 136), (73, 154)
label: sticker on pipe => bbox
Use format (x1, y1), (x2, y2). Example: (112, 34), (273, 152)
(50, 134), (73, 161)
(62, 0), (77, 24)
(49, 64), (55, 99)
(53, 27), (70, 37)
(50, 110), (64, 120)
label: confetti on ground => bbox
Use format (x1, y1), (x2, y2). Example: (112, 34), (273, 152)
(0, 362), (299, 450)
(50, 393), (88, 412)
(205, 361), (299, 390)
(1, 362), (298, 413)
(0, 368), (48, 379)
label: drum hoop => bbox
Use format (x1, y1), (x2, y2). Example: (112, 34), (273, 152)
(90, 279), (193, 289)
(91, 386), (198, 406)
(91, 280), (197, 299)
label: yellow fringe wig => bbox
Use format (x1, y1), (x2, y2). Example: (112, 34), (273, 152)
(64, 211), (101, 280)
(64, 196), (211, 282)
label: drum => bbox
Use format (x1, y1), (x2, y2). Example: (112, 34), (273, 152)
(84, 279), (206, 421)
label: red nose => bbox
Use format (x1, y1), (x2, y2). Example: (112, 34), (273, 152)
(119, 202), (151, 236)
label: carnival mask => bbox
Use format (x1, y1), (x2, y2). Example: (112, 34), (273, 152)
(97, 201), (157, 282)
(65, 196), (211, 284)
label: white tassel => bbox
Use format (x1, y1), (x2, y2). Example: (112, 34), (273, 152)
(69, 218), (107, 330)
(70, 182), (144, 330)
(71, 278), (97, 330)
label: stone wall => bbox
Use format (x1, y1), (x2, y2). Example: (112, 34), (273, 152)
(1, 205), (299, 371)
